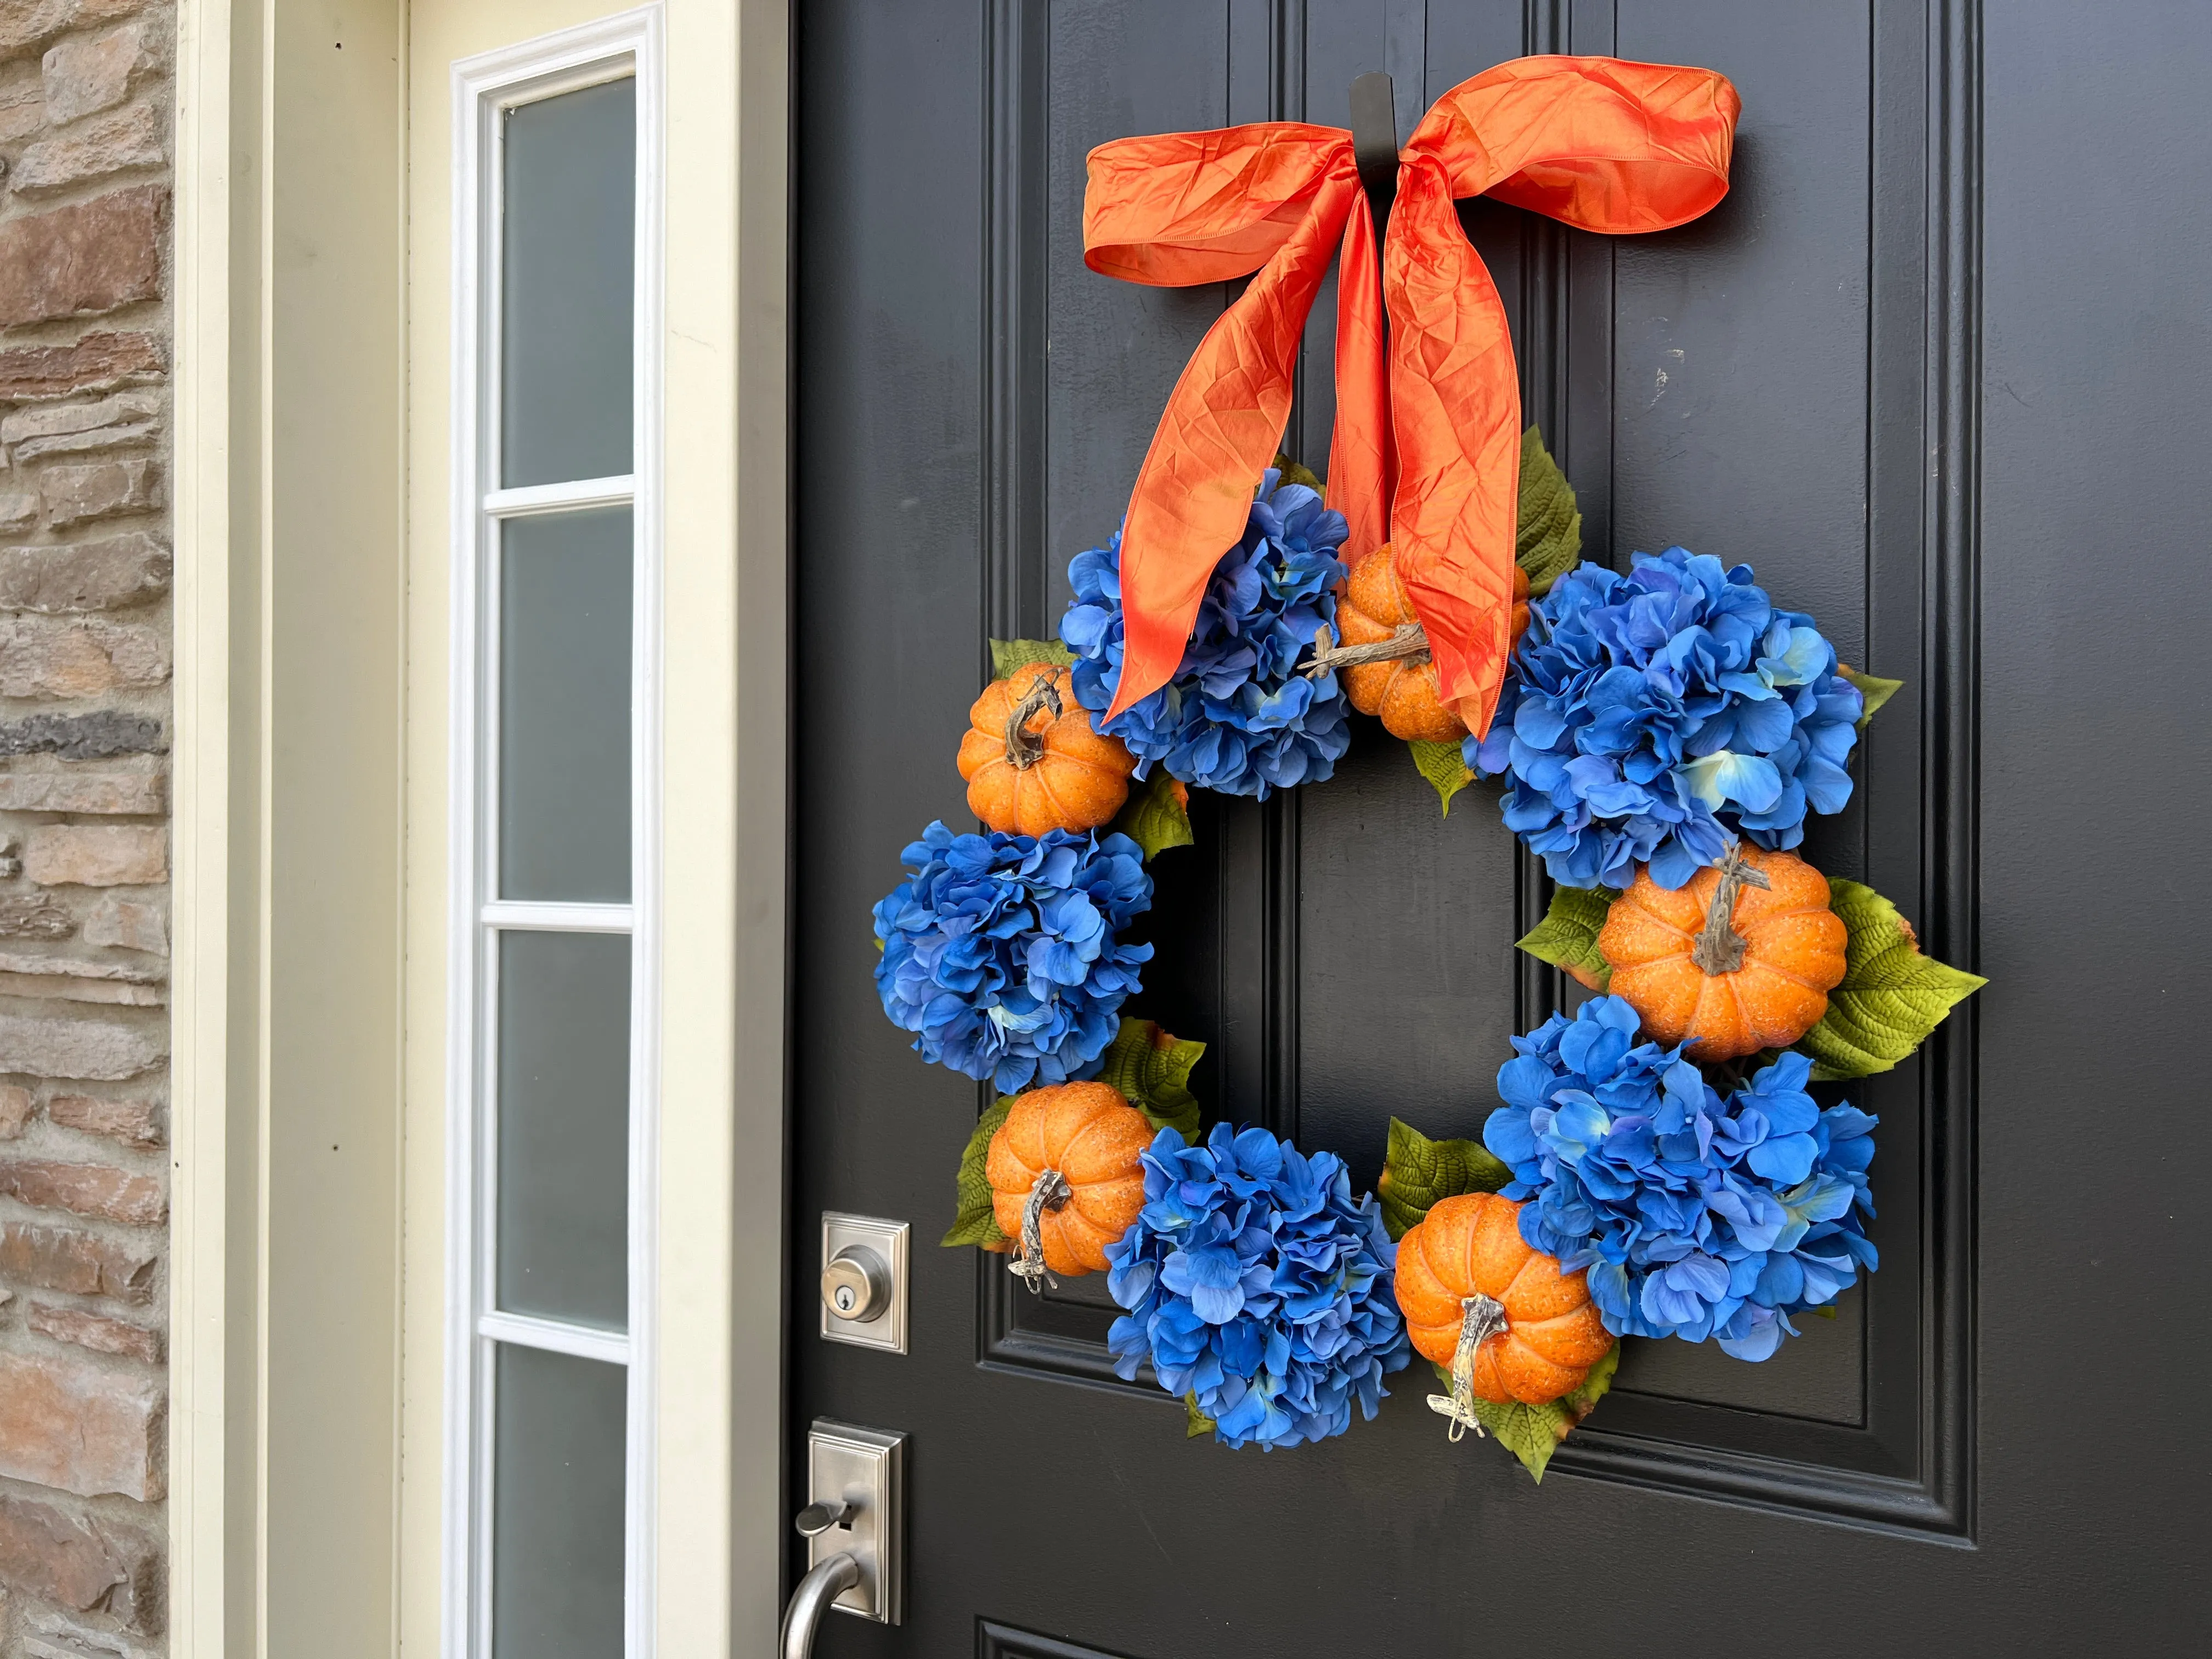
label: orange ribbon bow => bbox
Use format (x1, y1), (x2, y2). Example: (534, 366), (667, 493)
(1084, 55), (1740, 738)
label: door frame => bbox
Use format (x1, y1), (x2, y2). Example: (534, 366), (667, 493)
(170, 0), (792, 1652)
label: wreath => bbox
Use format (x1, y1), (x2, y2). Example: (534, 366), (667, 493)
(871, 55), (1985, 1482)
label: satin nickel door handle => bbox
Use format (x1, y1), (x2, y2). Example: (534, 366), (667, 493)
(793, 1499), (855, 1538)
(778, 1553), (860, 1659)
(791, 1420), (904, 1627)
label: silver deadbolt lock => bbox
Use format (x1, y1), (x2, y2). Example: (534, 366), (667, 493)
(822, 1247), (889, 1322)
(819, 1214), (909, 1353)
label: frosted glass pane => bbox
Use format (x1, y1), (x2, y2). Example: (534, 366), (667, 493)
(496, 930), (629, 1328)
(500, 77), (635, 486)
(499, 507), (630, 902)
(493, 1344), (625, 1659)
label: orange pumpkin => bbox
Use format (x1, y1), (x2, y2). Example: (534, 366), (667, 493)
(1598, 844), (1848, 1062)
(1393, 1192), (1615, 1404)
(957, 662), (1136, 838)
(985, 1082), (1152, 1277)
(1335, 545), (1529, 741)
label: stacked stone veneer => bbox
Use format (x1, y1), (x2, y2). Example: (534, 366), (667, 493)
(0, 3), (172, 1655)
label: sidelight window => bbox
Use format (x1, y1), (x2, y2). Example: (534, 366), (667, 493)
(448, 11), (662, 1658)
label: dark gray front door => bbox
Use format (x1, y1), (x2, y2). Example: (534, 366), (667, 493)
(792, 3), (2207, 1653)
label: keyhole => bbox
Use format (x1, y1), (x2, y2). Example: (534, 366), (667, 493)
(836, 1286), (856, 1313)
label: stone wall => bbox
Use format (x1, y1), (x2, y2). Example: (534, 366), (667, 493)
(0, 1), (172, 1654)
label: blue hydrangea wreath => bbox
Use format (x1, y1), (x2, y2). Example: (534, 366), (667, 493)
(874, 445), (1982, 1475)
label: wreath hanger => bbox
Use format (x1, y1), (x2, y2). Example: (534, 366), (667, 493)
(1348, 70), (1402, 234)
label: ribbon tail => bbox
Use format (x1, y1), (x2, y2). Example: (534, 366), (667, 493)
(1325, 189), (1391, 565)
(1384, 156), (1520, 741)
(1105, 165), (1361, 724)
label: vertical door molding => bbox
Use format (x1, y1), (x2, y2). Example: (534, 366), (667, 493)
(174, 0), (411, 1649)
(1543, 0), (1984, 1538)
(170, 0), (262, 1651)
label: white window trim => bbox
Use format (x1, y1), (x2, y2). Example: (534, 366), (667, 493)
(446, 10), (665, 1659)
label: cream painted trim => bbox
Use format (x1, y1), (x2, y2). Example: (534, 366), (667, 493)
(721, 0), (793, 1644)
(174, 0), (410, 1653)
(659, 0), (789, 1648)
(172, 0), (255, 1651)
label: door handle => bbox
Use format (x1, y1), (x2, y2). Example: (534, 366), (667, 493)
(787, 1419), (905, 1629)
(778, 1551), (860, 1659)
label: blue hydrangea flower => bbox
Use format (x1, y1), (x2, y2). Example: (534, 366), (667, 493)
(1059, 470), (1352, 798)
(871, 822), (1153, 1093)
(1480, 996), (1878, 1362)
(1106, 1124), (1410, 1448)
(1468, 548), (1864, 889)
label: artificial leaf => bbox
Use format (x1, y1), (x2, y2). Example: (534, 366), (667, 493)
(1098, 1017), (1205, 1144)
(1430, 1340), (1620, 1483)
(940, 1094), (1017, 1248)
(1378, 1116), (1511, 1242)
(1108, 769), (1194, 860)
(1837, 664), (1904, 731)
(1426, 1362), (1570, 1483)
(1515, 426), (1583, 596)
(1476, 1397), (1571, 1482)
(1408, 738), (1476, 815)
(1514, 884), (1618, 991)
(1794, 879), (1987, 1081)
(989, 637), (1075, 680)
(1272, 452), (1324, 492)
(1558, 1340), (1620, 1429)
(1184, 1392), (1217, 1440)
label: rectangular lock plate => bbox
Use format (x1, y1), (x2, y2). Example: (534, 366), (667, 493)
(806, 1419), (904, 1624)
(819, 1212), (909, 1353)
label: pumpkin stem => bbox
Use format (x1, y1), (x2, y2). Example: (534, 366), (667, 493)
(1300, 620), (1431, 679)
(1427, 1293), (1508, 1444)
(1689, 841), (1773, 976)
(1008, 1168), (1072, 1295)
(1002, 670), (1064, 771)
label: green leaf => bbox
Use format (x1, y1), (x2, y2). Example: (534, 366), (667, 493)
(1515, 426), (1583, 596)
(1184, 1392), (1217, 1440)
(1793, 879), (1987, 1080)
(1837, 664), (1904, 731)
(989, 637), (1075, 680)
(1514, 884), (1618, 992)
(1558, 1339), (1620, 1427)
(1429, 1339), (1620, 1484)
(1475, 1397), (1571, 1483)
(1271, 452), (1323, 492)
(1097, 1017), (1205, 1144)
(1378, 1117), (1510, 1242)
(1407, 738), (1476, 815)
(940, 1094), (1017, 1248)
(1106, 769), (1194, 861)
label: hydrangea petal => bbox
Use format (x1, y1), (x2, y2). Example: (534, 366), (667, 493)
(1469, 548), (1861, 885)
(1106, 1121), (1409, 1449)
(1060, 471), (1352, 799)
(1482, 1001), (1880, 1361)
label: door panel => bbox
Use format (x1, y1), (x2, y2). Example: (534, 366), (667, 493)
(794, 1), (2205, 1653)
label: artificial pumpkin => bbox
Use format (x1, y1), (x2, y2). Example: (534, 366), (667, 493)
(1598, 843), (1848, 1062)
(957, 661), (1136, 838)
(1333, 544), (1529, 742)
(985, 1081), (1152, 1278)
(1393, 1192), (1615, 1404)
